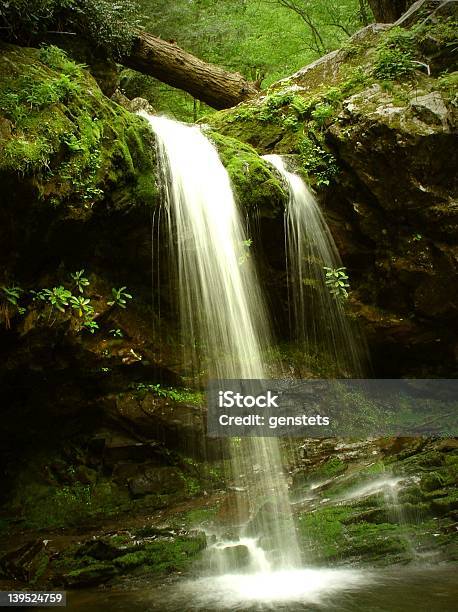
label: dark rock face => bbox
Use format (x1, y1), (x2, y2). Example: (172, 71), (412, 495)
(324, 84), (457, 374)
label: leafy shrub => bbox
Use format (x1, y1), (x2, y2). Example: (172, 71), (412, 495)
(324, 267), (350, 301)
(373, 27), (416, 80)
(374, 48), (415, 80)
(70, 269), (90, 293)
(0, 0), (141, 57)
(311, 103), (334, 128)
(1, 285), (24, 307)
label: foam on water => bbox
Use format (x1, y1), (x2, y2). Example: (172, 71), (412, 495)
(177, 568), (372, 608)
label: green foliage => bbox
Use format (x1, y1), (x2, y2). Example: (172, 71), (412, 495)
(134, 383), (204, 404)
(372, 18), (458, 82)
(0, 71), (81, 121)
(0, 0), (140, 57)
(107, 286), (133, 309)
(229, 91), (315, 129)
(1, 284), (24, 307)
(69, 295), (93, 317)
(0, 44), (156, 209)
(324, 266), (350, 301)
(373, 27), (416, 80)
(21, 480), (131, 529)
(299, 136), (339, 186)
(438, 71), (458, 103)
(374, 48), (415, 80)
(311, 102), (334, 127)
(70, 269), (90, 293)
(83, 319), (99, 334)
(0, 285), (26, 321)
(5, 268), (130, 335)
(127, 0), (370, 120)
(42, 286), (72, 312)
(109, 328), (124, 338)
(38, 45), (85, 75)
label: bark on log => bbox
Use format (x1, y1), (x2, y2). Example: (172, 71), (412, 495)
(122, 32), (259, 110)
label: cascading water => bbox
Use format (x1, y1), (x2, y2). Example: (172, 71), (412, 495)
(140, 113), (301, 570)
(263, 154), (364, 376)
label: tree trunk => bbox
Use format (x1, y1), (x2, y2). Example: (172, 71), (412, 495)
(367, 0), (416, 21)
(122, 32), (259, 110)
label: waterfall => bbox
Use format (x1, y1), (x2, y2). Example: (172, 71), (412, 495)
(140, 113), (301, 570)
(263, 154), (364, 376)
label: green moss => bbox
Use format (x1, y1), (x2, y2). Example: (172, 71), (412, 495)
(180, 507), (218, 527)
(16, 478), (132, 530)
(297, 506), (349, 559)
(298, 504), (411, 563)
(0, 43), (156, 209)
(132, 383), (204, 404)
(208, 131), (286, 214)
(438, 71), (458, 102)
(311, 456), (347, 481)
(114, 534), (206, 574)
(64, 562), (118, 585)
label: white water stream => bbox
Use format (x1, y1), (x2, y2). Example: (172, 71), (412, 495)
(141, 113), (300, 570)
(264, 154), (363, 376)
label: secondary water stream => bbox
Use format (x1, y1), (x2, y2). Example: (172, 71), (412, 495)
(263, 154), (364, 376)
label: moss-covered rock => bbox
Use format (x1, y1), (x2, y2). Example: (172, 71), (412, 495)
(0, 43), (157, 213)
(291, 437), (458, 565)
(208, 130), (287, 216)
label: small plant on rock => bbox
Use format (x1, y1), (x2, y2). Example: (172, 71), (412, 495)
(83, 319), (99, 334)
(107, 286), (133, 309)
(311, 103), (334, 128)
(42, 286), (72, 312)
(69, 295), (93, 318)
(1, 285), (24, 308)
(70, 270), (90, 293)
(324, 267), (350, 302)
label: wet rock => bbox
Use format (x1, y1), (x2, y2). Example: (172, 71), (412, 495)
(63, 562), (118, 587)
(74, 539), (124, 562)
(128, 465), (185, 497)
(0, 540), (49, 583)
(216, 491), (251, 526)
(129, 97), (156, 114)
(208, 544), (250, 571)
(109, 393), (228, 461)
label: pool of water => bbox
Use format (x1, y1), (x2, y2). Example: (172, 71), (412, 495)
(66, 565), (458, 611)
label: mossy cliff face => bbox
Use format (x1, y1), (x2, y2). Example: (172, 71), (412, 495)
(206, 12), (458, 375)
(0, 44), (186, 542)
